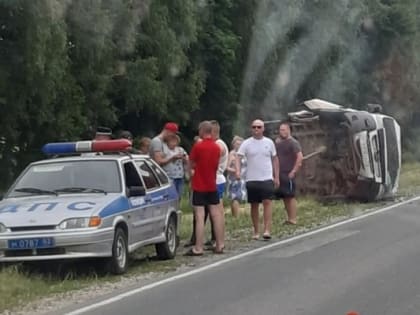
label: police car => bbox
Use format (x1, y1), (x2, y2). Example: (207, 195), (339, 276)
(0, 139), (181, 274)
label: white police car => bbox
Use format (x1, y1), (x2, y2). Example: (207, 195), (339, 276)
(0, 140), (181, 274)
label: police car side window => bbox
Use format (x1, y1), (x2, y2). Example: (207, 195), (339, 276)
(146, 160), (169, 185)
(123, 162), (143, 188)
(135, 160), (160, 190)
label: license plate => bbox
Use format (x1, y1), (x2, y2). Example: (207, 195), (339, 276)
(8, 238), (55, 250)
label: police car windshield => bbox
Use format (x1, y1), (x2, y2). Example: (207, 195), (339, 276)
(8, 160), (121, 198)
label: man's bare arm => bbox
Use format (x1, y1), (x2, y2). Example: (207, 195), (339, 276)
(289, 152), (303, 178)
(226, 151), (236, 173)
(293, 152), (303, 172)
(272, 156), (280, 186)
(235, 154), (242, 179)
(188, 158), (196, 177)
(216, 141), (226, 156)
(153, 151), (175, 166)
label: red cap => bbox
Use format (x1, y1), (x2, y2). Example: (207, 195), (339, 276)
(164, 122), (179, 133)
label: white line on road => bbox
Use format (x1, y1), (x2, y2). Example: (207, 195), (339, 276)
(268, 229), (360, 258)
(66, 196), (420, 315)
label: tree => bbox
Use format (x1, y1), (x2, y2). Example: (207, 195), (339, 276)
(187, 0), (241, 142)
(0, 0), (86, 189)
(2, 0), (420, 192)
(112, 0), (204, 137)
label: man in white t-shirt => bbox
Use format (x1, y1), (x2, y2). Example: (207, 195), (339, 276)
(209, 120), (228, 249)
(236, 119), (279, 240)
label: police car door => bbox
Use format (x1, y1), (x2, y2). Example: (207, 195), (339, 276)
(135, 159), (166, 238)
(122, 161), (155, 242)
(144, 159), (171, 235)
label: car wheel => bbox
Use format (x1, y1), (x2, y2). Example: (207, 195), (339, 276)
(155, 216), (177, 260)
(107, 227), (128, 274)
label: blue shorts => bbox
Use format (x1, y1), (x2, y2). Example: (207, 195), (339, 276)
(172, 178), (184, 198)
(217, 183), (225, 200)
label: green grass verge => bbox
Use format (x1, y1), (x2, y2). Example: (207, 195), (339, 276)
(1, 162), (420, 312)
(397, 162), (420, 197)
(0, 263), (111, 312)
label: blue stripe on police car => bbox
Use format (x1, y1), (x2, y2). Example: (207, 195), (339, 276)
(0, 201), (98, 214)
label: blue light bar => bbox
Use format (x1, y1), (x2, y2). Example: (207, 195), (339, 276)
(42, 142), (77, 155)
(42, 139), (132, 155)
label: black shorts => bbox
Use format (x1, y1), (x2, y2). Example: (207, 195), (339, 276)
(274, 173), (296, 198)
(246, 180), (274, 203)
(192, 191), (219, 206)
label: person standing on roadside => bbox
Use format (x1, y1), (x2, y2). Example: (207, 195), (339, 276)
(226, 136), (247, 217)
(209, 120), (228, 247)
(274, 122), (303, 225)
(163, 134), (188, 199)
(118, 130), (140, 154)
(185, 121), (224, 256)
(94, 126), (112, 141)
(185, 135), (207, 248)
(138, 137), (151, 155)
(150, 122), (182, 166)
(82, 127), (113, 156)
(186, 135), (215, 248)
(236, 119), (279, 240)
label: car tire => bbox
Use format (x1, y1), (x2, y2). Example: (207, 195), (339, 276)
(155, 216), (177, 260)
(106, 227), (129, 274)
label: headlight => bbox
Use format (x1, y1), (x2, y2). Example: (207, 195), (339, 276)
(0, 223), (6, 233)
(58, 216), (101, 229)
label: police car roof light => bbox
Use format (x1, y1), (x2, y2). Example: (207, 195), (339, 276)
(91, 139), (132, 152)
(42, 139), (132, 155)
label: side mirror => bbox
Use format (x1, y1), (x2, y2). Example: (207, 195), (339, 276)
(128, 186), (146, 197)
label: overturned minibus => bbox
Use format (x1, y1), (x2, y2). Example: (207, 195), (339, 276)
(265, 99), (401, 201)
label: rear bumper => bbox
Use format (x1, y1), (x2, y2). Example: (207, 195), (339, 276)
(0, 227), (114, 262)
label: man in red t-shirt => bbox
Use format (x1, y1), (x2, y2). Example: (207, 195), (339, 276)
(186, 121), (224, 255)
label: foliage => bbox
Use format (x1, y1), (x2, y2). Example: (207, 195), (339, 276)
(1, 0), (420, 189)
(240, 0), (420, 133)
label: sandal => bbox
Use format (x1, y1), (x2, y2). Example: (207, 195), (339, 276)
(213, 247), (225, 254)
(204, 240), (215, 246)
(184, 248), (203, 256)
(252, 234), (260, 240)
(183, 241), (194, 248)
(283, 220), (297, 225)
(263, 233), (272, 240)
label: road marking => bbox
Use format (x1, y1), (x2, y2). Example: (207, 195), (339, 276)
(267, 229), (360, 258)
(66, 196), (420, 315)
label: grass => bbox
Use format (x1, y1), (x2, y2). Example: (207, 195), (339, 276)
(397, 162), (420, 197)
(1, 162), (420, 312)
(0, 263), (109, 312)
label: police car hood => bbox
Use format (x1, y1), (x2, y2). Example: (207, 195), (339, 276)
(0, 194), (123, 227)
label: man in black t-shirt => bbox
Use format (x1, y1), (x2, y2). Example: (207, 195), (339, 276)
(274, 122), (303, 225)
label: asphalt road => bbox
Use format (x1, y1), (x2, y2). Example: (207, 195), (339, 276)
(63, 198), (420, 315)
